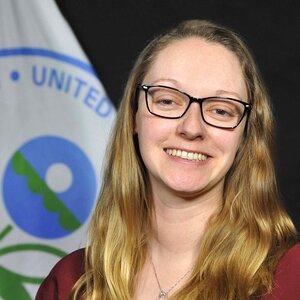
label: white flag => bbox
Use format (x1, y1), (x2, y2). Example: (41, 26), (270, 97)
(0, 0), (116, 299)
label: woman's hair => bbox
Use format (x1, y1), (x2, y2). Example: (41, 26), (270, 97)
(72, 20), (298, 299)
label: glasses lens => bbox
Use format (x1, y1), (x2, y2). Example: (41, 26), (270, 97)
(146, 86), (189, 118)
(202, 98), (245, 128)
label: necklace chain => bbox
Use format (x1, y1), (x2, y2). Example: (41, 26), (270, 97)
(150, 257), (192, 299)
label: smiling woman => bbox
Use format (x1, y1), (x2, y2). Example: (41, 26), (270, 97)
(36, 20), (300, 300)
(135, 38), (248, 200)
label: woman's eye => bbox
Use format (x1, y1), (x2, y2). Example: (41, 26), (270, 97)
(156, 99), (175, 105)
(213, 108), (232, 116)
(204, 100), (240, 119)
(205, 106), (237, 120)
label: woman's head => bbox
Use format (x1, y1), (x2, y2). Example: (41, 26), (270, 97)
(114, 19), (273, 200)
(135, 37), (250, 200)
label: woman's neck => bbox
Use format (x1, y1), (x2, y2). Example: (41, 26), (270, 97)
(134, 188), (222, 300)
(150, 187), (222, 259)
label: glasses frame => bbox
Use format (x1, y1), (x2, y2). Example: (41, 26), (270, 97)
(137, 84), (252, 129)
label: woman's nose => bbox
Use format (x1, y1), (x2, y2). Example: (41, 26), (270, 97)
(176, 102), (206, 140)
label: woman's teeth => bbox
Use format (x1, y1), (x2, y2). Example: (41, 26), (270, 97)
(166, 149), (208, 161)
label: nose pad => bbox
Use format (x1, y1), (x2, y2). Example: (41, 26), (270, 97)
(177, 102), (206, 139)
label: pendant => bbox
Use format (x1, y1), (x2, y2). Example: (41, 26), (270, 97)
(158, 290), (168, 299)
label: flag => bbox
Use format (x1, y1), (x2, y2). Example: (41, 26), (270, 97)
(0, 0), (116, 298)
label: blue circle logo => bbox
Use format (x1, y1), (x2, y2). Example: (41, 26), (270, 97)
(2, 135), (97, 239)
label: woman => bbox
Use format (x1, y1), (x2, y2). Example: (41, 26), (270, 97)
(36, 20), (300, 299)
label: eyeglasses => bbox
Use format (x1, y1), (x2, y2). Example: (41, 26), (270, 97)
(137, 84), (252, 129)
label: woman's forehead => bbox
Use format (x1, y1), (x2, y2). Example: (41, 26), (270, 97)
(143, 37), (247, 100)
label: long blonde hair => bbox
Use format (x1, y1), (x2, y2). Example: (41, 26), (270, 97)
(72, 20), (298, 299)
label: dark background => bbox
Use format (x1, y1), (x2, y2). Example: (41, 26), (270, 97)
(55, 0), (299, 231)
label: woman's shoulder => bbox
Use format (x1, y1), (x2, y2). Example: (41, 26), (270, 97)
(274, 243), (300, 278)
(265, 243), (300, 299)
(276, 243), (300, 267)
(35, 248), (85, 300)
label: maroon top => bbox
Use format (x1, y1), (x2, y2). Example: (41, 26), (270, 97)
(36, 244), (300, 299)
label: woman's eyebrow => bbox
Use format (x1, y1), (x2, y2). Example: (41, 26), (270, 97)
(215, 89), (243, 100)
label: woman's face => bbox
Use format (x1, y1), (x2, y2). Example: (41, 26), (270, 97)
(135, 37), (248, 201)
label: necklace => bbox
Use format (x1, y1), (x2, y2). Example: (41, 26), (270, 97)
(150, 257), (192, 299)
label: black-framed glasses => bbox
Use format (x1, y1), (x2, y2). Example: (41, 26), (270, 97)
(137, 84), (252, 129)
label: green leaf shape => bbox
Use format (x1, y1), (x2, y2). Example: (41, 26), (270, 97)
(11, 150), (81, 231)
(0, 243), (67, 300)
(0, 225), (13, 242)
(0, 266), (32, 300)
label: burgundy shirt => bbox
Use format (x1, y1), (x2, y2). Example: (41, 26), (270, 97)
(36, 244), (300, 299)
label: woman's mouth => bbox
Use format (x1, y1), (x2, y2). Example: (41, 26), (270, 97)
(165, 148), (208, 161)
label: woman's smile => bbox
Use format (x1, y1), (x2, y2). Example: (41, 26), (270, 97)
(165, 148), (209, 162)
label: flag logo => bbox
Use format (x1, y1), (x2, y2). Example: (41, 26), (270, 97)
(3, 135), (97, 239)
(0, 2), (115, 297)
